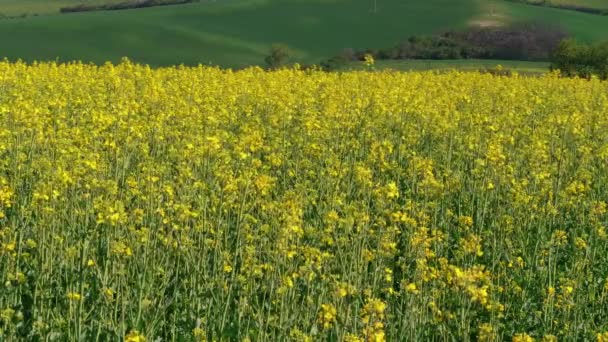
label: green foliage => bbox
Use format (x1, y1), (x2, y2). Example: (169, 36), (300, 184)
(345, 22), (567, 65)
(551, 39), (608, 79)
(265, 44), (291, 69)
(320, 49), (355, 71)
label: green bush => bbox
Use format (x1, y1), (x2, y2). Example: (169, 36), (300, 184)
(264, 44), (292, 69)
(551, 39), (608, 79)
(319, 56), (349, 71)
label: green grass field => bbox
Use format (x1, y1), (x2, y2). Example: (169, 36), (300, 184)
(0, 0), (124, 16)
(519, 0), (608, 10)
(0, 0), (607, 67)
(551, 0), (608, 8)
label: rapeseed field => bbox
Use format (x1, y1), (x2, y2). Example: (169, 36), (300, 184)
(0, 60), (607, 341)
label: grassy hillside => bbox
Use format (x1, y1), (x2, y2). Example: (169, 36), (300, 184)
(550, 0), (608, 8)
(0, 0), (607, 67)
(505, 3), (608, 40)
(512, 0), (608, 10)
(0, 0), (124, 16)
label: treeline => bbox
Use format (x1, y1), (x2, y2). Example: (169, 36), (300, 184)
(551, 39), (608, 79)
(0, 13), (34, 20)
(321, 23), (566, 70)
(60, 0), (198, 13)
(505, 0), (608, 16)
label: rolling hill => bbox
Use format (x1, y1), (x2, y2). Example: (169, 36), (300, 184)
(0, 0), (125, 16)
(0, 0), (607, 68)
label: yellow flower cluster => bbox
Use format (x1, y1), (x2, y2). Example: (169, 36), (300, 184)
(0, 60), (606, 340)
(318, 303), (337, 330)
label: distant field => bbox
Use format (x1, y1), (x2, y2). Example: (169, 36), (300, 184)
(0, 0), (607, 67)
(347, 59), (550, 73)
(543, 0), (607, 9)
(0, 0), (124, 16)
(0, 0), (484, 67)
(510, 0), (608, 11)
(557, 0), (607, 6)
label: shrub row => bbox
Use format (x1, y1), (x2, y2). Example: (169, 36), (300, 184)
(448, 22), (568, 61)
(551, 39), (608, 79)
(320, 22), (567, 70)
(505, 0), (608, 16)
(60, 0), (198, 13)
(0, 13), (33, 19)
